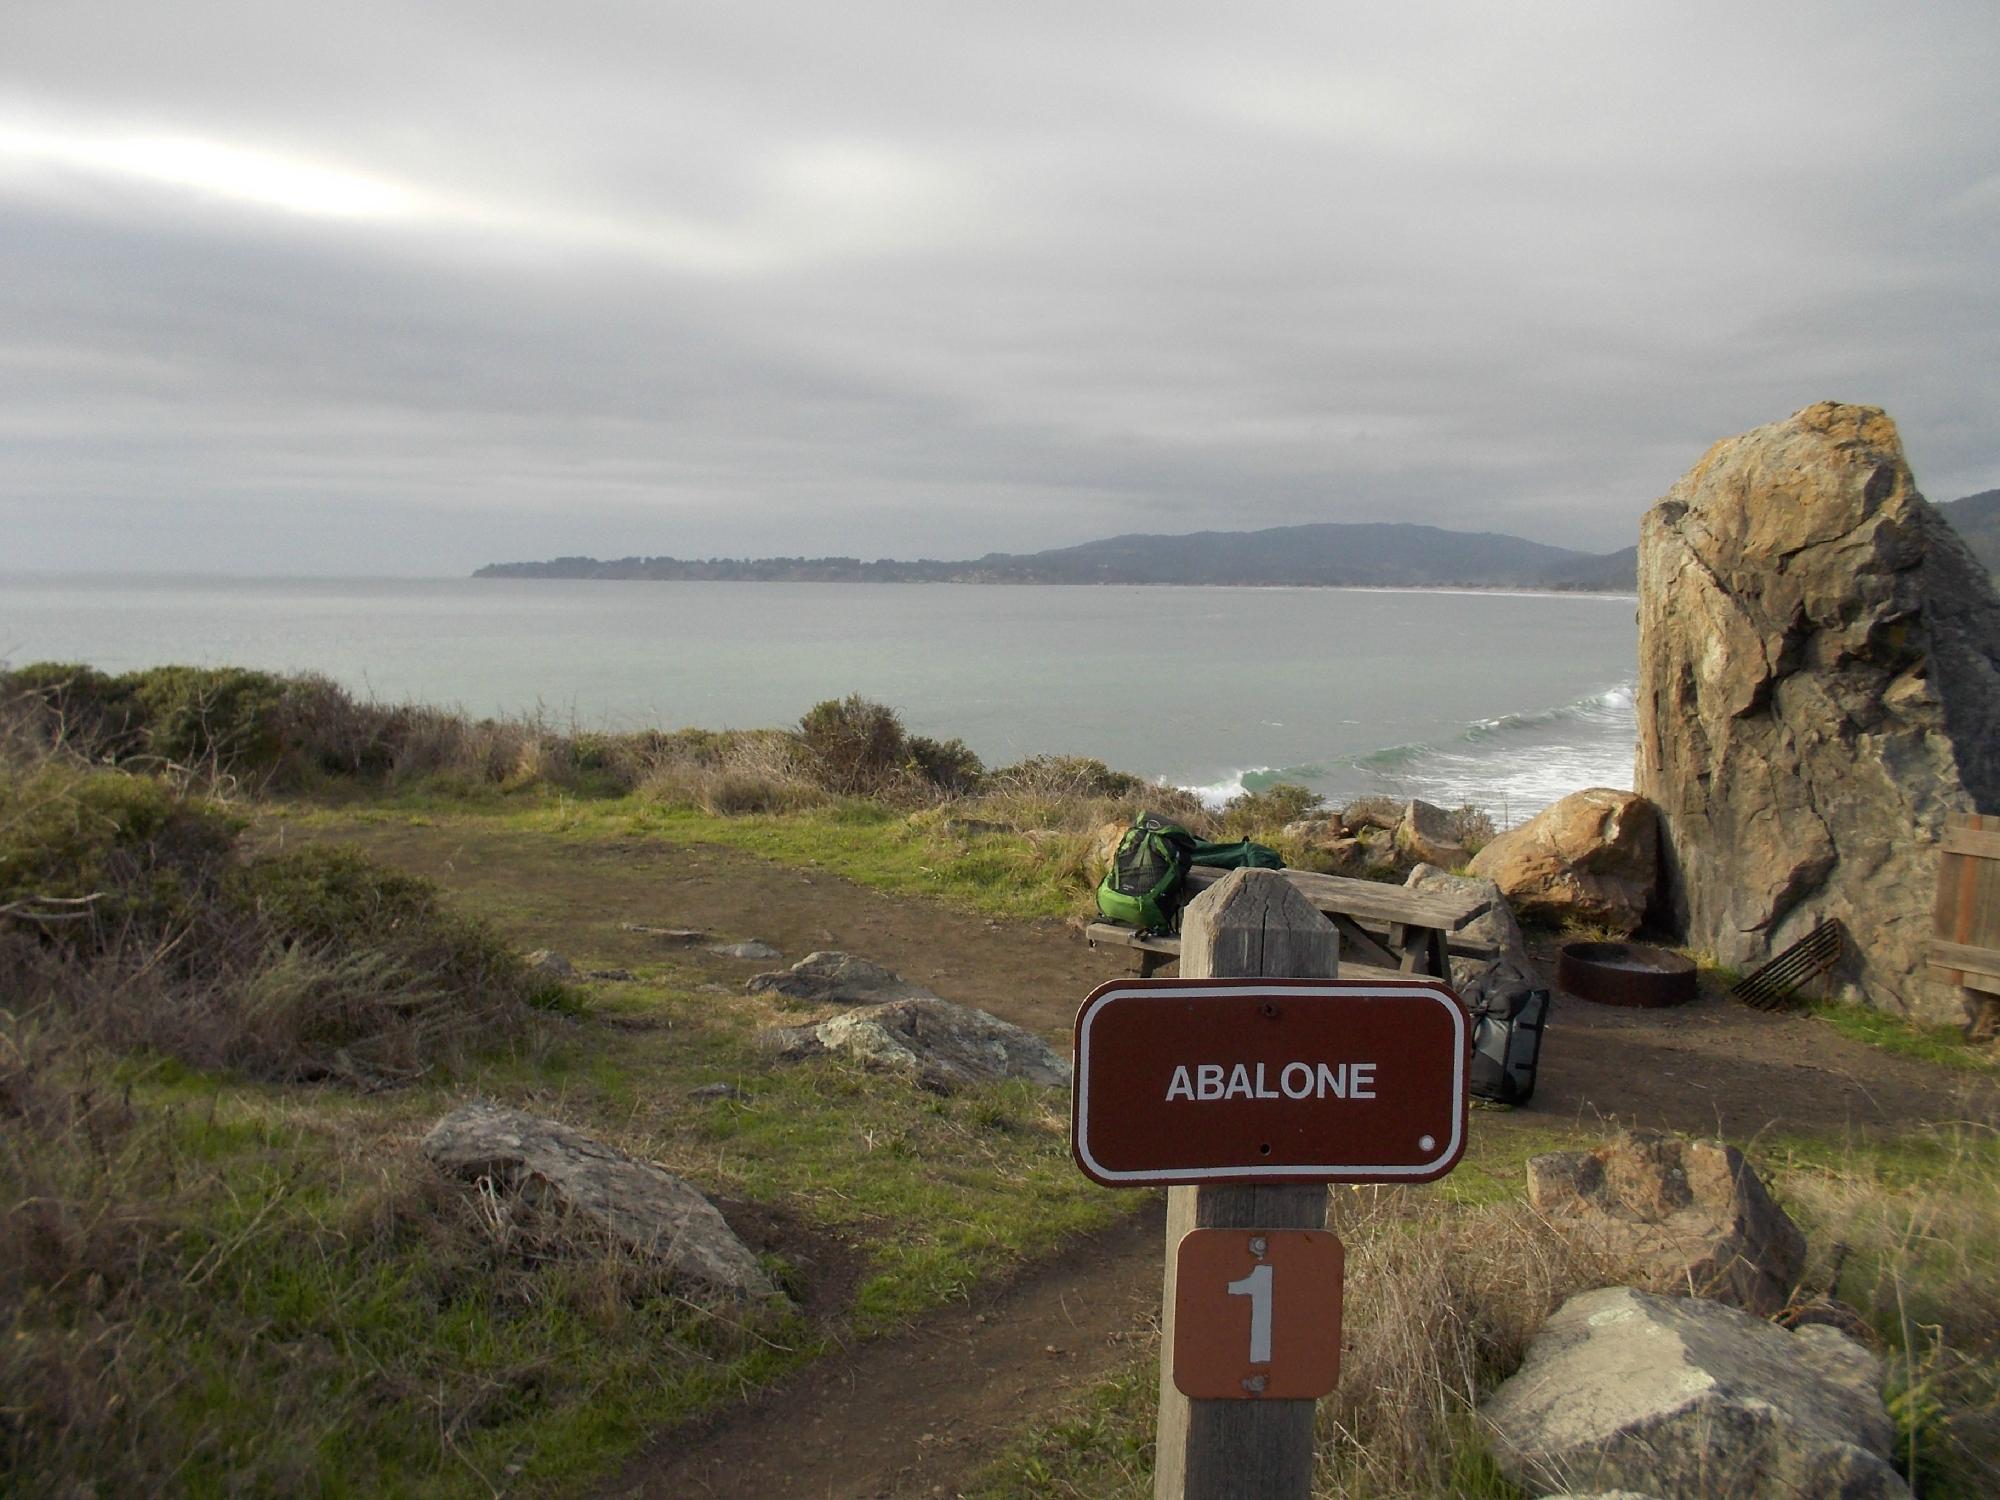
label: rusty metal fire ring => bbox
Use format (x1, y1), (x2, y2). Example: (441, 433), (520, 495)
(1556, 941), (1697, 1008)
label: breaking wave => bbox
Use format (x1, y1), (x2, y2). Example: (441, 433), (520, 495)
(1182, 683), (1636, 824)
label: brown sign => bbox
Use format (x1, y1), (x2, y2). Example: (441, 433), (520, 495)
(1071, 978), (1469, 1186)
(1172, 1229), (1344, 1400)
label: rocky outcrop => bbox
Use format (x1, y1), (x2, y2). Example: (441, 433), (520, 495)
(1341, 796), (1404, 832)
(759, 997), (1071, 1092)
(1280, 815), (1350, 851)
(1636, 402), (2000, 1022)
(1466, 789), (1659, 934)
(1527, 1131), (1805, 1316)
(746, 951), (936, 1006)
(1396, 798), (1469, 869)
(1484, 1286), (1905, 1499)
(1405, 864), (1539, 1014)
(422, 1103), (776, 1298)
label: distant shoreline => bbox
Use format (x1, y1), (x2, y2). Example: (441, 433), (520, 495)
(469, 571), (1638, 598)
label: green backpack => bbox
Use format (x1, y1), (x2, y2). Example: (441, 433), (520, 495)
(1097, 812), (1200, 935)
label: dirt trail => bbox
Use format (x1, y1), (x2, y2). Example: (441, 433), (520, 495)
(291, 818), (1998, 1499)
(603, 1202), (1164, 1500)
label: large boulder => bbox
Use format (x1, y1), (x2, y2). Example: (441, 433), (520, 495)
(1405, 864), (1540, 1013)
(746, 951), (936, 1006)
(1636, 402), (2000, 1023)
(1396, 798), (1469, 869)
(1467, 788), (1658, 934)
(1527, 1131), (1805, 1317)
(1341, 795), (1405, 832)
(1484, 1286), (1905, 1499)
(422, 1103), (776, 1299)
(759, 997), (1072, 1092)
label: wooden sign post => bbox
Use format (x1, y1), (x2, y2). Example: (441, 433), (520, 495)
(1071, 869), (1471, 1499)
(1156, 870), (1339, 1500)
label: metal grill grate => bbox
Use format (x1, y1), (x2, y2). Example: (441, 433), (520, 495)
(1730, 919), (1843, 1011)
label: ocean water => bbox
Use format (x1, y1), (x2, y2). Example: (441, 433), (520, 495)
(0, 576), (1637, 823)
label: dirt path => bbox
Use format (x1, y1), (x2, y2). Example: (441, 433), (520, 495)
(603, 1201), (1164, 1500)
(285, 816), (1998, 1498)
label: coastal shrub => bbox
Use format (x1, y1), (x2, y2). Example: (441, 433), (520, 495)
(0, 663), (150, 764)
(1444, 803), (1498, 854)
(125, 666), (295, 776)
(2, 763), (552, 1081)
(987, 753), (1145, 800)
(1218, 781), (1324, 837)
(0, 762), (242, 944)
(907, 734), (984, 796)
(797, 695), (909, 796)
(637, 728), (825, 815)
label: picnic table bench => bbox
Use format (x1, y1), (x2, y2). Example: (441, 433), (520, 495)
(1086, 864), (1495, 984)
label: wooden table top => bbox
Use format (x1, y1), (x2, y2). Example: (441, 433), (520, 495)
(1183, 865), (1490, 932)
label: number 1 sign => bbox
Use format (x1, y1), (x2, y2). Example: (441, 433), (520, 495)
(1170, 1229), (1344, 1400)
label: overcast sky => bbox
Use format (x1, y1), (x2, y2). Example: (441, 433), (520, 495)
(3, 2), (1996, 575)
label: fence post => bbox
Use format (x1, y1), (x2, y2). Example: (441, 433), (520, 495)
(1154, 869), (1338, 1500)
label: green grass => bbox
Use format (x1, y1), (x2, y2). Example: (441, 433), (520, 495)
(1808, 999), (2000, 1074)
(3, 958), (1118, 1497)
(961, 1358), (1155, 1500)
(16, 758), (2000, 1496)
(276, 786), (1099, 923)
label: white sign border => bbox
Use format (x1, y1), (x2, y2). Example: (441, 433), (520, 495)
(1073, 979), (1468, 1185)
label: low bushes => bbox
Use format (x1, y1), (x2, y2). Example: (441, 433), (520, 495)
(2, 763), (558, 1084)
(2, 669), (1008, 810)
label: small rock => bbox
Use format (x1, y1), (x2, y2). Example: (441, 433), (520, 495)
(422, 1102), (777, 1299)
(522, 949), (576, 978)
(585, 967), (636, 981)
(1280, 815), (1351, 850)
(1341, 795), (1404, 832)
(746, 951), (936, 1006)
(758, 997), (1072, 1092)
(688, 1082), (750, 1103)
(1484, 1286), (1905, 1499)
(621, 923), (707, 943)
(943, 817), (1012, 837)
(1528, 1130), (1806, 1316)
(709, 940), (781, 961)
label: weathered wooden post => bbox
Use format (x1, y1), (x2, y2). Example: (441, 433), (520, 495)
(1071, 868), (1468, 1500)
(1155, 869), (1337, 1500)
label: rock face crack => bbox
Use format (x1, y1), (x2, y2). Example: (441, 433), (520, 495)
(1635, 401), (2000, 1022)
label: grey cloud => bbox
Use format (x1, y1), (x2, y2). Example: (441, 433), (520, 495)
(3, 1), (1996, 574)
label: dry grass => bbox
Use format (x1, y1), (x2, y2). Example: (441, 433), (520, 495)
(636, 728), (829, 816)
(0, 1018), (778, 1496)
(1309, 1186), (1622, 1496)
(1774, 1125), (2000, 1492)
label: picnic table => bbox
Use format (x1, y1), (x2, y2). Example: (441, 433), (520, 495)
(1086, 864), (1494, 984)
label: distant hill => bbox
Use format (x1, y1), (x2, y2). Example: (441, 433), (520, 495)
(477, 521), (1641, 591)
(1939, 490), (2000, 576)
(478, 494), (2000, 592)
